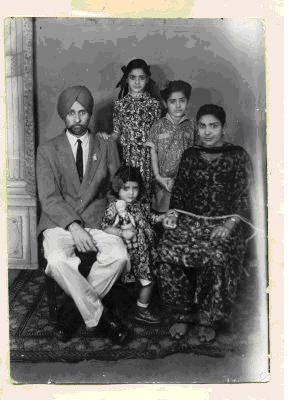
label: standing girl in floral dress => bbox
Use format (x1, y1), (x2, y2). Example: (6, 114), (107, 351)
(146, 80), (195, 213)
(99, 59), (162, 198)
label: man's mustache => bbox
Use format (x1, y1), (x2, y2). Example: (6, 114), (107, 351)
(68, 125), (88, 134)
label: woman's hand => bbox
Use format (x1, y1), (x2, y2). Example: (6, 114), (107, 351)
(211, 217), (239, 240)
(210, 225), (231, 240)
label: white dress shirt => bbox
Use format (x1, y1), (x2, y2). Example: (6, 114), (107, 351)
(66, 130), (90, 176)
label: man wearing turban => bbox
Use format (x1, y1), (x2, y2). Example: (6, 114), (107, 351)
(37, 85), (129, 344)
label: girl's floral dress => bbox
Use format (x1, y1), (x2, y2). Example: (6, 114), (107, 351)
(113, 92), (161, 197)
(101, 200), (160, 284)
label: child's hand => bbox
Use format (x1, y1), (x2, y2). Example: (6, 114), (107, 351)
(157, 176), (174, 192)
(145, 141), (155, 149)
(165, 178), (174, 192)
(122, 228), (136, 241)
(96, 132), (110, 140)
(121, 223), (133, 230)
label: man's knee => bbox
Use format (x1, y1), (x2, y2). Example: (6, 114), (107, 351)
(111, 238), (129, 263)
(45, 252), (69, 277)
(115, 250), (129, 269)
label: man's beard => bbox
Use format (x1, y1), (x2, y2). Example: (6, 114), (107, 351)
(68, 124), (88, 136)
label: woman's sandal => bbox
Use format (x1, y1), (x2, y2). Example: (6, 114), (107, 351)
(169, 323), (188, 340)
(198, 325), (216, 343)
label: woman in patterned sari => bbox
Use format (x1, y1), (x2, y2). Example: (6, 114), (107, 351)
(155, 104), (254, 343)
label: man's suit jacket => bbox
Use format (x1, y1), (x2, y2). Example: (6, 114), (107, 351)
(36, 131), (120, 235)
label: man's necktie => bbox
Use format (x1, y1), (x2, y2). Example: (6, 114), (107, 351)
(76, 139), (83, 183)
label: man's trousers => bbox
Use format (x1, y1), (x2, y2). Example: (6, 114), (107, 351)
(43, 227), (128, 328)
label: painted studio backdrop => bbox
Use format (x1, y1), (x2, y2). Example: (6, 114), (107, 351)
(35, 19), (265, 154)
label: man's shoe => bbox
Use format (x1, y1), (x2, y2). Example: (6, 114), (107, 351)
(133, 306), (161, 325)
(55, 296), (82, 342)
(98, 308), (130, 345)
(54, 325), (75, 343)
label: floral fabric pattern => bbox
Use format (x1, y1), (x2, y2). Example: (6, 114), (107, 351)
(155, 143), (254, 326)
(113, 92), (161, 196)
(101, 200), (159, 283)
(170, 144), (253, 220)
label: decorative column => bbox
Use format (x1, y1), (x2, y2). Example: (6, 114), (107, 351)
(5, 18), (38, 269)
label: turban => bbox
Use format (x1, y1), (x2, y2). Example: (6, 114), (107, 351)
(57, 85), (94, 120)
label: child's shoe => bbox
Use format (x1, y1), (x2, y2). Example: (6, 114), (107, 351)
(133, 306), (161, 324)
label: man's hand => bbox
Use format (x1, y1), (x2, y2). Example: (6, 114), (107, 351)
(68, 222), (98, 253)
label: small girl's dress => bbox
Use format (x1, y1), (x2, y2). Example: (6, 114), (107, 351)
(101, 200), (160, 284)
(113, 92), (162, 197)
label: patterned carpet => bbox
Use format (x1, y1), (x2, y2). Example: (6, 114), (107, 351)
(9, 267), (262, 363)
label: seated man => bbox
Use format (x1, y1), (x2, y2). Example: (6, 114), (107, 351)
(36, 85), (129, 344)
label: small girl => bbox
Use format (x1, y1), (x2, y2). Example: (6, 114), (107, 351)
(146, 80), (195, 212)
(99, 59), (162, 197)
(101, 166), (165, 324)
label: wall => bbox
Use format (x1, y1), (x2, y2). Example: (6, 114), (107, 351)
(35, 18), (265, 160)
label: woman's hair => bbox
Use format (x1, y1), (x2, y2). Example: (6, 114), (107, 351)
(160, 80), (192, 102)
(111, 165), (144, 199)
(116, 58), (156, 99)
(196, 104), (226, 126)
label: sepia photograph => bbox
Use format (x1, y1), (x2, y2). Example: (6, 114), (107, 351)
(5, 17), (268, 384)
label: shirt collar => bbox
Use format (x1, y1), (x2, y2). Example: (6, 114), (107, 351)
(66, 129), (90, 146)
(165, 112), (188, 126)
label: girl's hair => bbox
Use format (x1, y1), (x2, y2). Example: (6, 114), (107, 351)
(196, 104), (226, 126)
(116, 59), (156, 99)
(111, 166), (144, 199)
(160, 80), (192, 102)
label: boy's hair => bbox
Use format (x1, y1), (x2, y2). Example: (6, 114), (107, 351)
(160, 80), (192, 102)
(116, 58), (156, 99)
(111, 166), (144, 199)
(196, 104), (226, 126)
